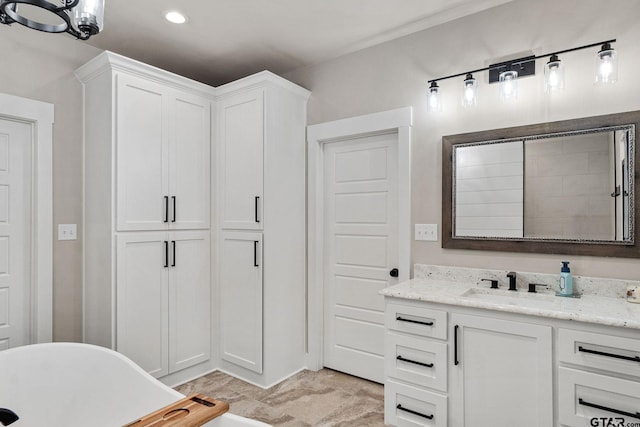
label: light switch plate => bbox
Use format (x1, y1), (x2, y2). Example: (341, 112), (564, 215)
(415, 223), (438, 241)
(58, 224), (77, 241)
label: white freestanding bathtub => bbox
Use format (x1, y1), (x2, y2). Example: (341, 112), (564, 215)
(0, 343), (271, 427)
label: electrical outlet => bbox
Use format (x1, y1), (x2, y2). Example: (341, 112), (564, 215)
(415, 223), (438, 241)
(58, 224), (77, 241)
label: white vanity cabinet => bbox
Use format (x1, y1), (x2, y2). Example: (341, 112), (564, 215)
(558, 327), (640, 426)
(450, 313), (552, 427)
(216, 72), (310, 387)
(77, 51), (215, 385)
(384, 300), (552, 427)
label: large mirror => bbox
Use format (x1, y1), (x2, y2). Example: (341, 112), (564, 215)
(442, 111), (640, 258)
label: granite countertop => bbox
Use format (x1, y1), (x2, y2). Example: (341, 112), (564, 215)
(381, 279), (640, 329)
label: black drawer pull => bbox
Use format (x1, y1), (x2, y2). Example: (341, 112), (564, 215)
(163, 196), (169, 223)
(171, 240), (176, 267)
(171, 196), (176, 223)
(396, 316), (434, 326)
(255, 196), (260, 223)
(454, 324), (460, 366)
(397, 355), (433, 368)
(396, 404), (433, 420)
(163, 241), (169, 268)
(253, 240), (259, 267)
(578, 346), (640, 362)
(579, 398), (640, 419)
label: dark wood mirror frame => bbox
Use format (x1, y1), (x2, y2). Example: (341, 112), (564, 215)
(442, 110), (640, 258)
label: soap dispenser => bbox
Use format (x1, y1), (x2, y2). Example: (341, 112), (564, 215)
(558, 261), (573, 297)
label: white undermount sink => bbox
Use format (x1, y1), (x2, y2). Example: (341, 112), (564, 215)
(461, 287), (558, 308)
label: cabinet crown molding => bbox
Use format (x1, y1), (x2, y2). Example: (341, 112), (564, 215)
(75, 50), (217, 98)
(215, 70), (310, 100)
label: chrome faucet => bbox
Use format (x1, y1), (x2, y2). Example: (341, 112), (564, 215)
(507, 271), (517, 291)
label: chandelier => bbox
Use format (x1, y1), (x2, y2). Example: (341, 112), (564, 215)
(0, 0), (105, 40)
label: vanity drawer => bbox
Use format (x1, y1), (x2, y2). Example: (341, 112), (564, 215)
(558, 328), (640, 378)
(386, 332), (447, 392)
(558, 367), (640, 427)
(384, 379), (447, 427)
(386, 302), (447, 340)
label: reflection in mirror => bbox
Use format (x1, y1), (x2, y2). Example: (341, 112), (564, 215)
(454, 127), (634, 242)
(442, 110), (640, 258)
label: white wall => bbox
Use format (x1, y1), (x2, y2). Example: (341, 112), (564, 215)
(286, 0), (640, 279)
(0, 24), (102, 341)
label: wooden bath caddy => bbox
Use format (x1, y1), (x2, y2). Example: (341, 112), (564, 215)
(122, 393), (229, 427)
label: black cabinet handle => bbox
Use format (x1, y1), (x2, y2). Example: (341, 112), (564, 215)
(389, 268), (399, 278)
(396, 316), (434, 326)
(171, 240), (176, 267)
(579, 398), (640, 419)
(255, 196), (260, 223)
(454, 325), (460, 365)
(163, 241), (169, 268)
(578, 346), (640, 363)
(171, 196), (176, 223)
(397, 355), (433, 368)
(253, 240), (259, 267)
(396, 404), (433, 420)
(163, 196), (169, 223)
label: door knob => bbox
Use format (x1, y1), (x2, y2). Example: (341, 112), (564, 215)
(389, 268), (399, 278)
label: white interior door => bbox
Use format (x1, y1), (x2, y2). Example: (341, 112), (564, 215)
(323, 132), (399, 383)
(0, 118), (32, 351)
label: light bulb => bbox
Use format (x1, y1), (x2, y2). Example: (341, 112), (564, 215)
(427, 82), (441, 112)
(544, 54), (564, 93)
(462, 73), (477, 107)
(595, 43), (618, 84)
(165, 11), (187, 24)
(499, 70), (518, 101)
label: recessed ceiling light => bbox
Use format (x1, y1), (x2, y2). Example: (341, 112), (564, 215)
(165, 11), (187, 24)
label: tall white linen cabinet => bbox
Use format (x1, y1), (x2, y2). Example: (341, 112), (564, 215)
(77, 51), (310, 388)
(216, 72), (310, 387)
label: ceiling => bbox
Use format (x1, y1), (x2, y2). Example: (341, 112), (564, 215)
(86, 0), (512, 86)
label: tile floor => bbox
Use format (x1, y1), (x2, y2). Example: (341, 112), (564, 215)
(175, 369), (385, 426)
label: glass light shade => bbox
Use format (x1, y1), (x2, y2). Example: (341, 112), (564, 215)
(427, 82), (441, 112)
(73, 0), (104, 34)
(499, 70), (518, 101)
(595, 43), (618, 84)
(462, 73), (477, 107)
(544, 55), (564, 92)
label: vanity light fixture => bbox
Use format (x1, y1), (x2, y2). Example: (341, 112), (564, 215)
(462, 73), (477, 107)
(0, 0), (105, 40)
(499, 69), (518, 101)
(427, 81), (442, 112)
(595, 42), (617, 84)
(544, 54), (565, 92)
(427, 39), (617, 111)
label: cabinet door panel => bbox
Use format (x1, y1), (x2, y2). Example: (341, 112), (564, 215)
(219, 231), (263, 373)
(116, 74), (169, 231)
(450, 314), (552, 427)
(168, 231), (211, 373)
(169, 94), (211, 230)
(219, 89), (264, 230)
(116, 232), (169, 378)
